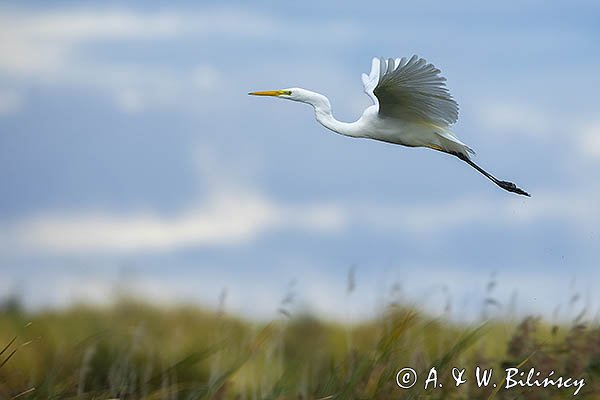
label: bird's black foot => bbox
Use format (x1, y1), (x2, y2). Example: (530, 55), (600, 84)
(496, 180), (530, 197)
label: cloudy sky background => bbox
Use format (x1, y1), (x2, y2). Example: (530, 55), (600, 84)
(0, 1), (599, 322)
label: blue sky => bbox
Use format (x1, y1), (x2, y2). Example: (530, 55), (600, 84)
(0, 1), (599, 321)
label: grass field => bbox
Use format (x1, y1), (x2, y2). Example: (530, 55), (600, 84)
(0, 295), (597, 399)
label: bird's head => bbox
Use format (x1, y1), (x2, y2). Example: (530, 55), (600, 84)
(248, 88), (331, 111)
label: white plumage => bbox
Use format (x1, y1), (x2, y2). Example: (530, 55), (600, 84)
(249, 55), (529, 196)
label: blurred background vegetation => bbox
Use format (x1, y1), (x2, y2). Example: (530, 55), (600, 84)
(1, 293), (598, 399)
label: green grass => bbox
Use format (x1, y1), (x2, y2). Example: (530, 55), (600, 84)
(0, 299), (598, 399)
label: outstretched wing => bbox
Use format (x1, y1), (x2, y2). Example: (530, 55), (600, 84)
(361, 55), (459, 126)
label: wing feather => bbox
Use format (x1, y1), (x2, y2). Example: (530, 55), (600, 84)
(362, 55), (459, 126)
(361, 57), (380, 105)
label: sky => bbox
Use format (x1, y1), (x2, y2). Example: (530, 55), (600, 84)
(0, 1), (599, 322)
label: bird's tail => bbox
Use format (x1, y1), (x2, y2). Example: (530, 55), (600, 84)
(450, 151), (530, 197)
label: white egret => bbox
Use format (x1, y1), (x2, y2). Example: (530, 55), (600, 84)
(249, 55), (529, 196)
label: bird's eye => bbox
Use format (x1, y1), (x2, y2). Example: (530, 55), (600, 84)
(282, 90), (292, 96)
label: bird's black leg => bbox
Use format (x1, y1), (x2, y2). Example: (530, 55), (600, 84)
(448, 151), (530, 197)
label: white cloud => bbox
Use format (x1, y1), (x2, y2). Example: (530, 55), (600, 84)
(0, 11), (181, 78)
(0, 8), (357, 113)
(2, 187), (597, 256)
(192, 65), (224, 92)
(20, 11), (181, 40)
(114, 88), (145, 114)
(2, 190), (344, 254)
(476, 101), (551, 137)
(578, 120), (600, 160)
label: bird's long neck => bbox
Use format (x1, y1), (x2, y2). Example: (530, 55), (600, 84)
(302, 91), (362, 138)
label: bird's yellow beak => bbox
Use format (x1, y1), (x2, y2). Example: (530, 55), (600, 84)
(248, 90), (291, 97)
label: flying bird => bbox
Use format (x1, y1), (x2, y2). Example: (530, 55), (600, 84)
(249, 55), (530, 196)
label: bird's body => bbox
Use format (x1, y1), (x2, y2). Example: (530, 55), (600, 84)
(316, 101), (470, 155)
(250, 55), (529, 196)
